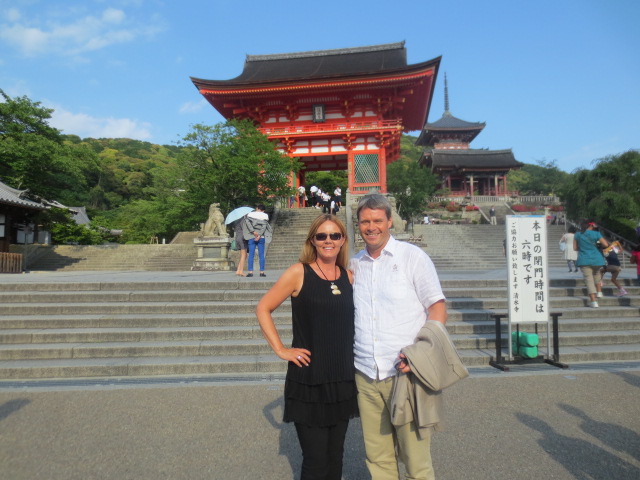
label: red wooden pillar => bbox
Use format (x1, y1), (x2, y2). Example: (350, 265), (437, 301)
(379, 148), (387, 193)
(347, 151), (355, 195)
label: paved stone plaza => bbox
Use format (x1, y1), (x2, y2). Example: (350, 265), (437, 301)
(1, 365), (639, 479)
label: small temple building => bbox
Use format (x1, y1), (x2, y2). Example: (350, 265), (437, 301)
(416, 75), (522, 197)
(0, 179), (46, 253)
(191, 42), (440, 196)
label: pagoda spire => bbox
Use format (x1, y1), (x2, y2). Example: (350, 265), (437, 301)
(444, 72), (450, 113)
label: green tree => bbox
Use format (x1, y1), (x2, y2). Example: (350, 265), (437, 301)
(0, 90), (93, 200)
(507, 159), (569, 195)
(387, 158), (438, 227)
(177, 119), (301, 227)
(96, 119), (302, 242)
(560, 150), (640, 230)
(35, 207), (107, 245)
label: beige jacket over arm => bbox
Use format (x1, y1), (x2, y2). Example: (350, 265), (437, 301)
(390, 320), (469, 439)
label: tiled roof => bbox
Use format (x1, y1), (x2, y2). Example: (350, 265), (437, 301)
(424, 149), (523, 169)
(192, 41), (437, 86)
(0, 179), (47, 210)
(415, 111), (485, 146)
(69, 206), (91, 225)
(425, 111), (485, 130)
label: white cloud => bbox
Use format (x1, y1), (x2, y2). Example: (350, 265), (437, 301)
(102, 8), (125, 24)
(4, 8), (21, 22)
(50, 106), (152, 140)
(0, 7), (164, 57)
(179, 99), (208, 114)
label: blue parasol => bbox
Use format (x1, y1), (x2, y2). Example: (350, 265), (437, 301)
(224, 206), (254, 225)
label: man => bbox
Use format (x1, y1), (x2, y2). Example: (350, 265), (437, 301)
(349, 194), (447, 480)
(242, 204), (272, 277)
(489, 205), (497, 225)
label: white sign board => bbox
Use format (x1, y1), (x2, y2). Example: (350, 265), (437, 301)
(506, 215), (549, 324)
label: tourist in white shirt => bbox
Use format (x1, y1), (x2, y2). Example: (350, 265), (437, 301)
(333, 186), (342, 207)
(349, 193), (447, 480)
(309, 185), (319, 208)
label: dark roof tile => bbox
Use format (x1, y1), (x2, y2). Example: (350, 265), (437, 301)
(192, 42), (420, 86)
(0, 180), (47, 210)
(424, 149), (523, 169)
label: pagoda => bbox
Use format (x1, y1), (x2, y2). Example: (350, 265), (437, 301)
(416, 74), (522, 197)
(191, 42), (440, 196)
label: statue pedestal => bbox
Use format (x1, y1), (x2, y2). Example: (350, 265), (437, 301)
(191, 237), (234, 271)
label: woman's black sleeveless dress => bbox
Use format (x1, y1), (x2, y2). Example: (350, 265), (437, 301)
(283, 264), (359, 426)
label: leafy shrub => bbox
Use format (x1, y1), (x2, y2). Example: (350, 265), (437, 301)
(511, 204), (537, 212)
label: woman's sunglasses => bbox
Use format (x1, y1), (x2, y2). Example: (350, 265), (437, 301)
(313, 232), (343, 241)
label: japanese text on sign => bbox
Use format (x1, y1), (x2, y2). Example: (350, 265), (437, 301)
(506, 215), (549, 324)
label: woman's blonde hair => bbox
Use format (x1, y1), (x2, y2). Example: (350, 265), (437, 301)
(299, 214), (349, 269)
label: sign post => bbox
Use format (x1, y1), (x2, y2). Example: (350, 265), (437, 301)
(490, 215), (568, 371)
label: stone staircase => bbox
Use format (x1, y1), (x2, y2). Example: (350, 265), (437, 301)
(6, 207), (638, 382)
(0, 275), (638, 380)
(25, 208), (573, 273)
(477, 203), (512, 225)
(413, 224), (570, 270)
(25, 244), (198, 272)
(264, 207), (348, 270)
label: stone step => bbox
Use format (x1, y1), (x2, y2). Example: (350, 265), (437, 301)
(0, 325), (286, 344)
(2, 340), (640, 378)
(459, 344), (640, 366)
(2, 330), (639, 363)
(0, 312), (291, 329)
(0, 355), (285, 379)
(448, 316), (640, 334)
(0, 301), (279, 316)
(0, 289), (266, 303)
(2, 296), (636, 318)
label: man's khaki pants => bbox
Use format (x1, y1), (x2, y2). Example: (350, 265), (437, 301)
(355, 372), (435, 480)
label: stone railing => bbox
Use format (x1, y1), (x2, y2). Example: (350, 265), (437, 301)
(431, 195), (561, 205)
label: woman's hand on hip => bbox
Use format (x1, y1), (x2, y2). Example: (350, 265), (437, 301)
(278, 348), (311, 367)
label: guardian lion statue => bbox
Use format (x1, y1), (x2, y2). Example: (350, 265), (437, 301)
(201, 203), (226, 237)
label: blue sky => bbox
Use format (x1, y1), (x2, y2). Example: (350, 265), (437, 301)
(1, 0), (638, 173)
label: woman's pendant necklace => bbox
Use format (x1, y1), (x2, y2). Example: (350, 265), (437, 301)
(315, 261), (341, 295)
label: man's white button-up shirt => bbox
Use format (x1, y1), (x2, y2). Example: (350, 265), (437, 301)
(349, 236), (446, 380)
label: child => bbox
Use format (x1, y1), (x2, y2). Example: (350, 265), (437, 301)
(600, 249), (627, 296)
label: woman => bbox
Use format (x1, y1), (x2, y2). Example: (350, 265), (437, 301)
(574, 220), (609, 308)
(233, 216), (248, 277)
(256, 214), (358, 480)
(560, 226), (578, 272)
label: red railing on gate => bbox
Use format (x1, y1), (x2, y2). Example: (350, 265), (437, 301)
(259, 119), (402, 137)
(0, 252), (23, 273)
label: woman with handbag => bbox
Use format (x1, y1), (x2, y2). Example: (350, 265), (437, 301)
(574, 220), (609, 308)
(256, 214), (358, 480)
(233, 216), (249, 277)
